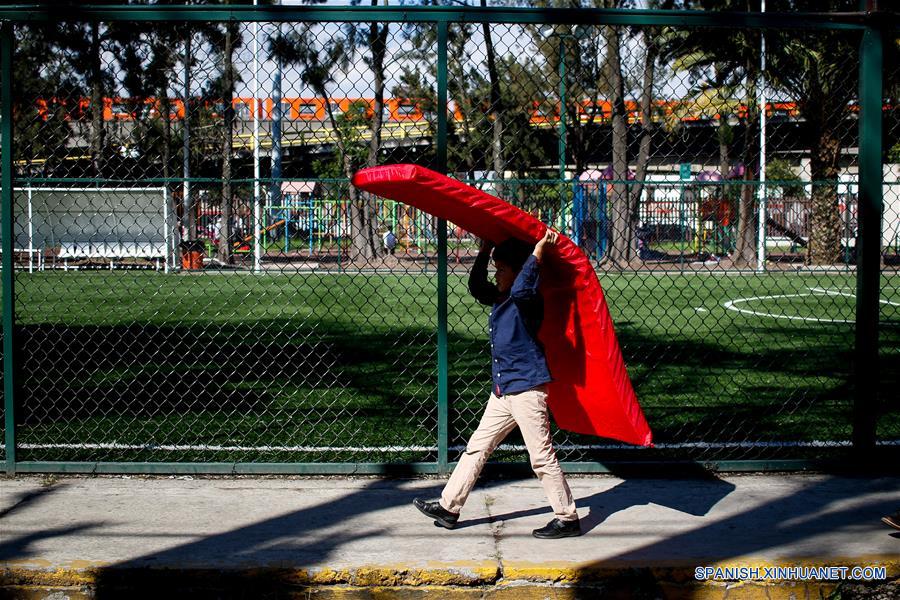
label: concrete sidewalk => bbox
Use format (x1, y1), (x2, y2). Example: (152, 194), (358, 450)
(1, 473), (898, 599)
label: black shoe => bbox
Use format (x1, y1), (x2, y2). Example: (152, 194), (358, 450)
(532, 517), (582, 539)
(413, 498), (459, 529)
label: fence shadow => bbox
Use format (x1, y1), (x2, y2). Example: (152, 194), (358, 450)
(566, 475), (900, 598)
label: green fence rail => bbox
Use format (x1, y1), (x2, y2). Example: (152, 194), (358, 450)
(0, 4), (897, 475)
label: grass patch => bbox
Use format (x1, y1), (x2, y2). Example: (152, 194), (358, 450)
(8, 269), (899, 463)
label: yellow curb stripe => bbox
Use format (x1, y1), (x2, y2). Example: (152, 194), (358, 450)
(3, 556), (898, 589)
(502, 555), (900, 583)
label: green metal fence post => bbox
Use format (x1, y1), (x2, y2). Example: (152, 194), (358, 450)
(853, 17), (883, 455)
(1, 22), (16, 474)
(436, 21), (449, 475)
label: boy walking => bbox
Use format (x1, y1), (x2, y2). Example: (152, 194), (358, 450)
(414, 229), (581, 539)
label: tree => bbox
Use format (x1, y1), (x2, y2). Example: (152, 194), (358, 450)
(109, 20), (183, 181)
(481, 0), (505, 197)
(496, 56), (550, 191)
(347, 1), (392, 258)
(11, 23), (80, 177)
(662, 0), (770, 266)
(531, 19), (607, 178)
(397, 14), (504, 180)
(345, 0), (391, 170)
(275, 24), (379, 260)
(312, 101), (371, 179)
(198, 9), (243, 265)
(597, 0), (670, 266)
(765, 0), (860, 264)
(669, 0), (877, 266)
(604, 21), (632, 264)
(51, 18), (118, 177)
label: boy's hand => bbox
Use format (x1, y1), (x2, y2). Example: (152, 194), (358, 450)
(533, 228), (558, 262)
(478, 237), (494, 254)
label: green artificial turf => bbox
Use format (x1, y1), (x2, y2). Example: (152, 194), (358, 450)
(7, 268), (898, 464)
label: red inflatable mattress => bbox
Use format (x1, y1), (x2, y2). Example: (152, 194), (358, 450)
(352, 164), (652, 446)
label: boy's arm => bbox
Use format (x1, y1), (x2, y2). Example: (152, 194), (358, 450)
(509, 254), (540, 302)
(468, 240), (499, 306)
(510, 228), (557, 302)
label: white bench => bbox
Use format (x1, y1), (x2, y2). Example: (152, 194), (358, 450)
(57, 242), (169, 270)
(58, 242), (167, 259)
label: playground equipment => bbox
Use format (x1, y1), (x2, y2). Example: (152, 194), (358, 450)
(234, 219), (286, 249)
(571, 170), (614, 261)
(263, 197), (437, 256)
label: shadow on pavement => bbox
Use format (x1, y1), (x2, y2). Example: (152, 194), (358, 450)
(569, 475), (900, 599)
(86, 466), (737, 598)
(3, 470), (897, 598)
(455, 472), (736, 535)
(88, 475), (448, 599)
(0, 483), (66, 519)
(0, 484), (108, 564)
(0, 523), (105, 563)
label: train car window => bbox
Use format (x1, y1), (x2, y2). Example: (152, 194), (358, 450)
(329, 102), (343, 115)
(297, 102), (317, 116)
(397, 103), (418, 116)
(236, 103), (251, 120)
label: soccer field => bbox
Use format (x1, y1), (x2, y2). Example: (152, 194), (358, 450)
(10, 269), (900, 464)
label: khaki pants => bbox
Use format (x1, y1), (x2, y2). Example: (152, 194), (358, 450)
(440, 386), (578, 521)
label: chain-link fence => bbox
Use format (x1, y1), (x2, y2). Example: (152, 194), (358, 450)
(1, 5), (897, 473)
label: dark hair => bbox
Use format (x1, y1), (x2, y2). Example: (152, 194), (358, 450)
(492, 238), (534, 272)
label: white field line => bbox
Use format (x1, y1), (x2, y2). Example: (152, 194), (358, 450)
(18, 440), (900, 452)
(808, 287), (900, 306)
(723, 286), (900, 323)
(723, 292), (855, 323)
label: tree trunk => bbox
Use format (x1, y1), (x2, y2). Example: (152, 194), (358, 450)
(449, 35), (477, 177)
(719, 122), (731, 205)
(732, 55), (759, 267)
(364, 15), (389, 259)
(324, 93), (374, 262)
(719, 125), (731, 183)
(161, 95), (172, 185)
(218, 23), (234, 265)
(89, 22), (105, 178)
(368, 14), (387, 167)
(160, 79), (176, 266)
(481, 2), (504, 198)
(733, 184), (757, 265)
(348, 154), (372, 262)
(808, 125), (842, 264)
(717, 123), (731, 257)
(606, 25), (631, 266)
(631, 32), (657, 230)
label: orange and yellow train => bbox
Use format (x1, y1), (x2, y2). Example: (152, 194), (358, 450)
(35, 95), (806, 126)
